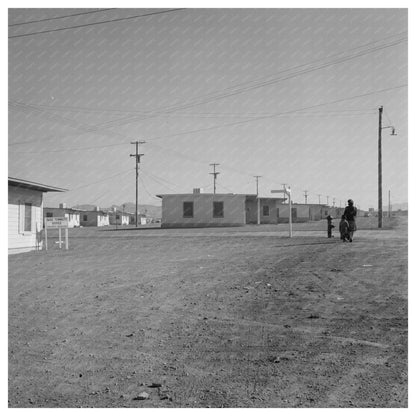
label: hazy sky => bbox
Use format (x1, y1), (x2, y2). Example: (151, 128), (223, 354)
(8, 7), (407, 210)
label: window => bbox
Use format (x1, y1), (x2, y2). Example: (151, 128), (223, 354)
(263, 205), (270, 216)
(276, 208), (280, 218)
(213, 201), (224, 218)
(83, 215), (88, 221)
(116, 215), (120, 220)
(183, 202), (194, 218)
(24, 203), (32, 232)
(46, 212), (53, 217)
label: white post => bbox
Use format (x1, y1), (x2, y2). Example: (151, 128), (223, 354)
(45, 224), (48, 251)
(65, 228), (68, 250)
(58, 228), (62, 249)
(271, 187), (292, 238)
(288, 191), (293, 238)
(257, 197), (260, 225)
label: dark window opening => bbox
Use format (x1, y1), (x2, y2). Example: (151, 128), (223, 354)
(183, 202), (194, 218)
(263, 205), (270, 216)
(213, 201), (224, 218)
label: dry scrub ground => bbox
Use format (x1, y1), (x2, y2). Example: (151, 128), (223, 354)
(8, 217), (408, 408)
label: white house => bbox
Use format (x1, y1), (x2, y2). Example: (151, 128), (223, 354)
(8, 177), (66, 254)
(43, 203), (80, 228)
(79, 207), (110, 227)
(108, 210), (129, 226)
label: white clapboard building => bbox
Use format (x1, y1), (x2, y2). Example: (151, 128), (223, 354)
(8, 177), (66, 254)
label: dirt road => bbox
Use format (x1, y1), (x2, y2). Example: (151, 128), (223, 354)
(8, 217), (408, 407)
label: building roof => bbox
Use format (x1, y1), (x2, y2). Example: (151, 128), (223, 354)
(8, 177), (67, 193)
(156, 193), (286, 201)
(43, 206), (80, 213)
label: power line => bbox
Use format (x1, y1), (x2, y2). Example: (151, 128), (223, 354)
(148, 84), (407, 142)
(9, 8), (116, 27)
(27, 36), (402, 132)
(86, 36), (407, 129)
(8, 8), (186, 39)
(8, 99), (133, 147)
(8, 35), (405, 145)
(66, 168), (132, 192)
(9, 142), (130, 154)
(138, 176), (161, 201)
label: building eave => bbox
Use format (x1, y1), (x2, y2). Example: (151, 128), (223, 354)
(8, 177), (67, 193)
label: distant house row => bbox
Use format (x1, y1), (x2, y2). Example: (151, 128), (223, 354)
(43, 204), (149, 228)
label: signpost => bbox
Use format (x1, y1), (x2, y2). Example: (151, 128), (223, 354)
(271, 186), (292, 237)
(45, 217), (69, 250)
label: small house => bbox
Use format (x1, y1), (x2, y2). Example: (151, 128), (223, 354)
(108, 210), (129, 226)
(79, 207), (109, 227)
(8, 177), (66, 254)
(157, 192), (285, 228)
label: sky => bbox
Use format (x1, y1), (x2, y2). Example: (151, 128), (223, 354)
(7, 6), (408, 210)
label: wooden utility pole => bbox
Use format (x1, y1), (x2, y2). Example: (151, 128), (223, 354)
(130, 140), (145, 227)
(378, 106), (383, 228)
(209, 163), (220, 195)
(254, 175), (262, 225)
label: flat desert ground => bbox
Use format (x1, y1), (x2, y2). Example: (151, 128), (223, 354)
(8, 217), (408, 408)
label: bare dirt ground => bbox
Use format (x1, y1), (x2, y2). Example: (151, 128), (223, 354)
(8, 217), (408, 408)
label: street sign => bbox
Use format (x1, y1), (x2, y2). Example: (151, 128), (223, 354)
(44, 217), (69, 250)
(45, 217), (68, 228)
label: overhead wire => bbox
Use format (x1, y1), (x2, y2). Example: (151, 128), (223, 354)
(87, 36), (407, 129)
(9, 8), (116, 27)
(16, 34), (403, 132)
(147, 84), (407, 142)
(8, 8), (186, 39)
(66, 168), (133, 192)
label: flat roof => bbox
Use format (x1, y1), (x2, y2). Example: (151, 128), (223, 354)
(8, 177), (67, 193)
(156, 193), (286, 200)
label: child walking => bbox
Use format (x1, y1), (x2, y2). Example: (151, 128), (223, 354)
(339, 215), (350, 242)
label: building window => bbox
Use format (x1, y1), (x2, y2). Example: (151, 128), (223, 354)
(263, 205), (270, 216)
(116, 215), (120, 220)
(276, 208), (280, 218)
(46, 212), (53, 217)
(83, 215), (88, 221)
(213, 201), (224, 218)
(183, 202), (194, 218)
(24, 203), (32, 232)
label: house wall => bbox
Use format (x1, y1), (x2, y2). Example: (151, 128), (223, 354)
(8, 185), (43, 253)
(109, 213), (129, 225)
(97, 214), (109, 227)
(80, 212), (98, 227)
(276, 204), (310, 223)
(161, 194), (246, 228)
(245, 198), (280, 224)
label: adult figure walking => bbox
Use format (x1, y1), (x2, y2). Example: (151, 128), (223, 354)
(343, 199), (357, 242)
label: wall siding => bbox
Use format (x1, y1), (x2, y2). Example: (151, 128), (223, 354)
(8, 186), (43, 253)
